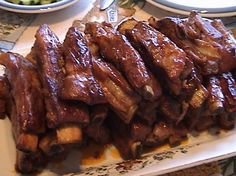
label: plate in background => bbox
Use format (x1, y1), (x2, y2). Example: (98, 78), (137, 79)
(146, 0), (236, 17)
(0, 0), (79, 13)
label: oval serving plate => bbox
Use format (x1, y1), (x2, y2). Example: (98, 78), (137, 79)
(146, 0), (236, 17)
(0, 0), (79, 13)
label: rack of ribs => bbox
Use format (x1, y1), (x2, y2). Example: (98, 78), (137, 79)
(149, 11), (236, 75)
(117, 18), (193, 96)
(0, 52), (45, 153)
(33, 24), (89, 145)
(84, 22), (162, 101)
(85, 34), (140, 123)
(117, 18), (208, 127)
(61, 27), (106, 105)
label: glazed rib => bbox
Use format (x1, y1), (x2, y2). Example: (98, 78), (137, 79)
(85, 22), (162, 101)
(118, 19), (191, 95)
(87, 36), (140, 123)
(185, 84), (209, 129)
(61, 27), (106, 105)
(108, 114), (143, 159)
(16, 150), (44, 174)
(219, 72), (236, 113)
(150, 11), (236, 75)
(0, 52), (45, 152)
(33, 24), (89, 144)
(206, 76), (225, 114)
(0, 75), (9, 118)
(39, 131), (66, 158)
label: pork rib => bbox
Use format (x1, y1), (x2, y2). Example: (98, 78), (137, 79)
(118, 19), (191, 95)
(150, 11), (236, 75)
(61, 27), (106, 105)
(85, 22), (162, 101)
(33, 24), (89, 144)
(0, 52), (45, 152)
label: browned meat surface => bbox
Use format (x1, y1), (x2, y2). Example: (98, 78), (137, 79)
(61, 27), (106, 105)
(0, 52), (45, 152)
(218, 112), (235, 130)
(137, 100), (159, 125)
(91, 57), (139, 123)
(150, 11), (236, 75)
(85, 105), (110, 144)
(33, 24), (89, 128)
(85, 22), (162, 101)
(108, 114), (143, 159)
(195, 115), (216, 131)
(206, 76), (225, 114)
(39, 131), (66, 158)
(118, 19), (192, 95)
(159, 96), (189, 124)
(0, 53), (45, 133)
(85, 123), (110, 144)
(0, 75), (9, 99)
(145, 121), (187, 147)
(130, 120), (152, 141)
(219, 72), (236, 113)
(87, 37), (140, 123)
(16, 150), (45, 174)
(0, 75), (10, 118)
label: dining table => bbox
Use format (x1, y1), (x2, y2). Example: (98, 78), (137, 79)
(1, 0), (236, 175)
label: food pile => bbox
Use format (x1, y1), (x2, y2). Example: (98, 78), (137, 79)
(0, 11), (236, 174)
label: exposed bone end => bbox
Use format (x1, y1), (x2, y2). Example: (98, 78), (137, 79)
(190, 85), (208, 109)
(17, 133), (38, 153)
(39, 132), (65, 157)
(117, 18), (138, 35)
(15, 150), (44, 174)
(130, 141), (143, 159)
(143, 85), (155, 101)
(148, 16), (157, 27)
(56, 124), (83, 144)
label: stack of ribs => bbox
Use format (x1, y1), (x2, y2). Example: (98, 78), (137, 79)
(0, 11), (236, 174)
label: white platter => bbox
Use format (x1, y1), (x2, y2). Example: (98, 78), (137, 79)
(146, 0), (236, 17)
(0, 0), (79, 13)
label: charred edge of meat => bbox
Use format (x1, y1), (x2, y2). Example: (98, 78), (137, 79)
(85, 123), (110, 144)
(39, 131), (66, 158)
(15, 150), (45, 174)
(85, 21), (161, 101)
(90, 105), (108, 125)
(206, 76), (225, 115)
(220, 73), (236, 113)
(107, 113), (143, 159)
(218, 112), (235, 130)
